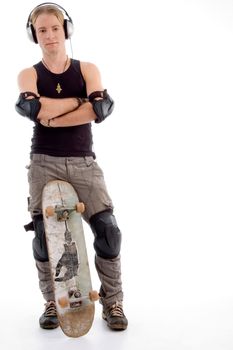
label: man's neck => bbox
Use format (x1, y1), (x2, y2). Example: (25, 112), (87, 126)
(42, 53), (69, 74)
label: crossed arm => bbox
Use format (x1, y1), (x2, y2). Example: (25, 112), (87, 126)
(39, 98), (96, 127)
(16, 62), (103, 127)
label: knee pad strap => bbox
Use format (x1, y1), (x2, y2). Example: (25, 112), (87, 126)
(32, 214), (49, 262)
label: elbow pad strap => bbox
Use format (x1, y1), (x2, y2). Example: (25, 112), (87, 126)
(15, 91), (41, 122)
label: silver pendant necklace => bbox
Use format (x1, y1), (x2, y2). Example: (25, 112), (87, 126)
(42, 55), (69, 94)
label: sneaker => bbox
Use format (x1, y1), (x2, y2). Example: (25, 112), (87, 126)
(102, 301), (128, 330)
(39, 301), (59, 329)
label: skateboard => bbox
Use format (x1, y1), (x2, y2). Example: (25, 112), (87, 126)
(42, 180), (99, 338)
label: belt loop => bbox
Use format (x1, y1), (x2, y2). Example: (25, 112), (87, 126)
(85, 156), (93, 166)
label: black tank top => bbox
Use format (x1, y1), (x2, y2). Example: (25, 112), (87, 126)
(31, 59), (95, 158)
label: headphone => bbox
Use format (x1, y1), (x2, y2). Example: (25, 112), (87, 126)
(26, 2), (74, 43)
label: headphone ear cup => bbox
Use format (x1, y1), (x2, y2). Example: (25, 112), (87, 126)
(27, 24), (38, 43)
(64, 19), (74, 39)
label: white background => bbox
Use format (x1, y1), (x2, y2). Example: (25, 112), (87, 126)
(1, 0), (233, 349)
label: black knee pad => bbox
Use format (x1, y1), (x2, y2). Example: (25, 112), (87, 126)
(90, 210), (122, 259)
(32, 214), (49, 262)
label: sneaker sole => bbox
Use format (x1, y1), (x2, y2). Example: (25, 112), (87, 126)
(40, 323), (59, 330)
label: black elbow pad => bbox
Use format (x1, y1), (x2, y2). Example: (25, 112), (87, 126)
(89, 89), (114, 123)
(15, 91), (41, 122)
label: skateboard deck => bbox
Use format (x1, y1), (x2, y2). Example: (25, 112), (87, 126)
(42, 180), (98, 338)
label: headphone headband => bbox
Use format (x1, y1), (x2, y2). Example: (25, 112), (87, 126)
(26, 2), (74, 43)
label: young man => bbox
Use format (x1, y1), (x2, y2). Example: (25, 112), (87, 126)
(15, 3), (128, 331)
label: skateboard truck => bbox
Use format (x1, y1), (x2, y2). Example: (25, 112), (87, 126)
(58, 290), (99, 309)
(45, 203), (85, 221)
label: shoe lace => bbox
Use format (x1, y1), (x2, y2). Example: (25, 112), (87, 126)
(109, 302), (124, 317)
(44, 301), (57, 317)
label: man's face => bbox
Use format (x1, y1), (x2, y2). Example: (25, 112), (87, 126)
(34, 13), (65, 53)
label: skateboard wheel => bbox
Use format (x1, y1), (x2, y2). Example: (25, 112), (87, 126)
(89, 290), (99, 302)
(76, 202), (85, 213)
(58, 296), (69, 308)
(45, 206), (55, 217)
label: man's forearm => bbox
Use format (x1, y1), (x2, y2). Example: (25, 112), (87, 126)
(47, 102), (96, 127)
(38, 96), (80, 121)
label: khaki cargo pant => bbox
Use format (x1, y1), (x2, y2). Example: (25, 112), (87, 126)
(27, 154), (123, 307)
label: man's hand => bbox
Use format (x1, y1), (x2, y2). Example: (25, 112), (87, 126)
(40, 118), (52, 127)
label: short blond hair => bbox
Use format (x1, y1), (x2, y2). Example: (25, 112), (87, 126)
(30, 4), (64, 26)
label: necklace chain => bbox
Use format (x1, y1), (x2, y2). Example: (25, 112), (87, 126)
(42, 55), (69, 73)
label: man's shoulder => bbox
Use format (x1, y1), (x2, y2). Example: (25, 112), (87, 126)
(80, 61), (100, 77)
(80, 61), (98, 69)
(17, 66), (37, 79)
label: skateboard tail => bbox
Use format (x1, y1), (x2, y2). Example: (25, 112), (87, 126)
(58, 303), (95, 338)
